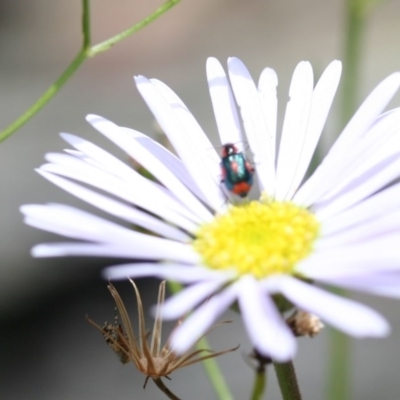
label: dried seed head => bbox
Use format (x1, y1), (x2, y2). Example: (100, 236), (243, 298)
(87, 280), (238, 395)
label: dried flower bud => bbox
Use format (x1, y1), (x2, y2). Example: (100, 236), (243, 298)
(286, 310), (324, 337)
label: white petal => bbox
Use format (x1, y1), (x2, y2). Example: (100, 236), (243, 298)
(39, 158), (199, 234)
(160, 277), (231, 319)
(58, 133), (201, 228)
(315, 154), (400, 220)
(312, 271), (400, 299)
(31, 242), (199, 263)
(37, 170), (190, 242)
(258, 67), (278, 167)
(22, 203), (129, 243)
(134, 78), (225, 211)
(286, 60), (342, 199)
(21, 204), (199, 263)
(238, 275), (296, 362)
(121, 127), (208, 203)
(150, 79), (226, 201)
(321, 182), (400, 236)
(170, 284), (238, 354)
(316, 109), (400, 202)
(86, 114), (215, 222)
(228, 57), (276, 193)
(317, 211), (400, 250)
(276, 61), (314, 200)
(265, 276), (389, 337)
(60, 132), (131, 174)
(298, 239), (400, 278)
(103, 263), (231, 282)
(295, 72), (400, 206)
(207, 57), (244, 147)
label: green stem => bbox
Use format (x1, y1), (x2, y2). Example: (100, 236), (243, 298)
(0, 0), (180, 143)
(326, 289), (352, 400)
(0, 50), (87, 144)
(274, 361), (302, 400)
(250, 350), (270, 400)
(330, 1), (389, 398)
(250, 369), (267, 400)
(328, 0), (370, 398)
(340, 0), (365, 127)
(167, 281), (234, 400)
(197, 335), (234, 400)
(327, 324), (351, 400)
(0, 0), (90, 143)
(82, 0), (91, 48)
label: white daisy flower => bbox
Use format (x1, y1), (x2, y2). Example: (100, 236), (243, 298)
(21, 57), (400, 362)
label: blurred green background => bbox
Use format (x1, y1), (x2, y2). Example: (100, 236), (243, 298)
(1, 1), (400, 399)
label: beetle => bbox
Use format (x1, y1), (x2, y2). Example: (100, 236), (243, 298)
(220, 143), (254, 197)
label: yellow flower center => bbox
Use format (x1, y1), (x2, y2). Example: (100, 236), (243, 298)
(193, 199), (320, 279)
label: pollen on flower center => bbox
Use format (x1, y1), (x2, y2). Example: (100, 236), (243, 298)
(193, 199), (320, 279)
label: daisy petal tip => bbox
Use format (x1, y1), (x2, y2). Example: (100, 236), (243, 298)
(31, 245), (53, 258)
(326, 60), (342, 76)
(134, 75), (150, 86)
(275, 335), (297, 362)
(100, 268), (112, 280)
(59, 132), (69, 140)
(157, 304), (173, 320)
(385, 72), (400, 89)
(256, 337), (297, 363)
(170, 333), (193, 355)
(85, 114), (103, 125)
(35, 168), (47, 177)
(351, 305), (391, 338)
(267, 67), (278, 83)
(101, 267), (125, 280)
(367, 318), (391, 338)
(206, 56), (219, 66)
(19, 204), (31, 213)
(301, 60), (312, 67)
(343, 308), (391, 338)
(19, 204), (31, 215)
(20, 203), (42, 217)
(227, 57), (245, 70)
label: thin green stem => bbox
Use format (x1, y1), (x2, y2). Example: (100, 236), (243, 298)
(250, 350), (270, 400)
(340, 0), (365, 127)
(250, 369), (267, 400)
(82, 0), (91, 49)
(0, 0), (91, 143)
(197, 335), (234, 400)
(327, 325), (351, 400)
(0, 50), (87, 143)
(328, 0), (372, 398)
(0, 0), (180, 143)
(90, 0), (180, 55)
(326, 289), (352, 400)
(274, 361), (302, 400)
(340, 0), (387, 127)
(167, 281), (234, 400)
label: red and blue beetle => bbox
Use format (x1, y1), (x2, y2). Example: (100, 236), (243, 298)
(220, 143), (254, 198)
